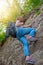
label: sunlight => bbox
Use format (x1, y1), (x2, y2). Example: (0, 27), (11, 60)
(0, 0), (8, 19)
(0, 0), (21, 23)
(8, 0), (13, 5)
(0, 0), (12, 21)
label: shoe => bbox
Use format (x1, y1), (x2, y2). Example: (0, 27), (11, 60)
(26, 58), (35, 64)
(27, 36), (38, 42)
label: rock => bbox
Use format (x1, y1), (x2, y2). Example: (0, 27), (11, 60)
(35, 59), (43, 65)
(30, 50), (43, 62)
(0, 11), (43, 65)
(25, 12), (43, 54)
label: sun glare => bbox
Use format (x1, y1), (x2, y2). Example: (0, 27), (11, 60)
(0, 0), (13, 22)
(0, 0), (21, 23)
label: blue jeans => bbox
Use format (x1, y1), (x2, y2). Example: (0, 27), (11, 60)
(16, 27), (36, 56)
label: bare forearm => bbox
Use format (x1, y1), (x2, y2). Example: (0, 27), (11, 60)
(16, 23), (23, 27)
(23, 24), (31, 27)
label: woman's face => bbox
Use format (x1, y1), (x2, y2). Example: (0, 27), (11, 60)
(17, 20), (23, 23)
(16, 20), (24, 25)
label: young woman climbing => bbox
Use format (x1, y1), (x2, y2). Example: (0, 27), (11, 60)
(15, 16), (37, 64)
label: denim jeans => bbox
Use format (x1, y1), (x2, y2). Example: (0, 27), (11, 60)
(16, 27), (36, 56)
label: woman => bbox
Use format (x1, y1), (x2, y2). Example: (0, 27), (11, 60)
(15, 16), (37, 64)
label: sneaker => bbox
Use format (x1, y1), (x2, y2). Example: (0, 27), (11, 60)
(26, 36), (38, 42)
(29, 37), (38, 42)
(26, 58), (35, 64)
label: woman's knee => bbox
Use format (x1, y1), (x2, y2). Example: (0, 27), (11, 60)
(31, 28), (36, 32)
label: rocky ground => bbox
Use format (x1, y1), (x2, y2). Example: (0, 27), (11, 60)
(0, 9), (43, 65)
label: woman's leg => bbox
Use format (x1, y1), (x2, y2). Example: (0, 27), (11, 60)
(29, 28), (36, 37)
(17, 27), (37, 42)
(19, 36), (30, 56)
(18, 27), (36, 37)
(18, 36), (35, 64)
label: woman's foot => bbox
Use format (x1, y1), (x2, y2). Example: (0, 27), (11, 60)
(26, 56), (30, 61)
(26, 36), (38, 42)
(26, 56), (35, 64)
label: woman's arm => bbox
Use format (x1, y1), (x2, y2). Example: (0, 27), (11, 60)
(15, 20), (24, 27)
(23, 21), (35, 28)
(16, 22), (23, 27)
(23, 23), (32, 27)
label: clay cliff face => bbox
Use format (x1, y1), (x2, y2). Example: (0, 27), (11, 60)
(0, 11), (43, 65)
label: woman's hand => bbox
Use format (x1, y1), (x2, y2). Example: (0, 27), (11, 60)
(16, 20), (24, 27)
